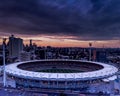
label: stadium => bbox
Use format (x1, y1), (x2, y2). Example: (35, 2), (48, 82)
(5, 59), (118, 92)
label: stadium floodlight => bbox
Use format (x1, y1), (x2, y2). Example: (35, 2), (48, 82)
(89, 42), (92, 61)
(3, 38), (7, 87)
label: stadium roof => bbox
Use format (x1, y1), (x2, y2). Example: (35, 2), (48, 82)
(6, 60), (118, 81)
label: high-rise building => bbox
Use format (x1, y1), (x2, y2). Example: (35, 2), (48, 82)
(8, 35), (23, 58)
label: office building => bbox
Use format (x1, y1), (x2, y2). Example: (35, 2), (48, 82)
(8, 35), (23, 58)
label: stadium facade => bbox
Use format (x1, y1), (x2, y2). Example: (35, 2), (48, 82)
(5, 59), (118, 92)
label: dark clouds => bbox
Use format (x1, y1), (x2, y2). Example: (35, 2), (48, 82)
(0, 0), (120, 40)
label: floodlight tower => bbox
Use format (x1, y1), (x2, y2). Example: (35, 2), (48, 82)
(3, 38), (7, 87)
(89, 42), (92, 61)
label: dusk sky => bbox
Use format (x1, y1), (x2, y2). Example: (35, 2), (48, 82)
(0, 0), (120, 47)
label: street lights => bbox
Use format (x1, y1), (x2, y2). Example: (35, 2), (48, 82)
(3, 38), (6, 87)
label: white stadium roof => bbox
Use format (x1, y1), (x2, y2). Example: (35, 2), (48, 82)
(5, 60), (118, 81)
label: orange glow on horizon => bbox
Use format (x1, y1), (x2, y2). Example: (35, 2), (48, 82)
(0, 35), (119, 48)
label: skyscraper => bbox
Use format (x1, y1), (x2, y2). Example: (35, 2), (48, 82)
(8, 35), (23, 58)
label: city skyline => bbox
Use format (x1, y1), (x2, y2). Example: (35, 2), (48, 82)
(0, 35), (120, 48)
(0, 0), (120, 47)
